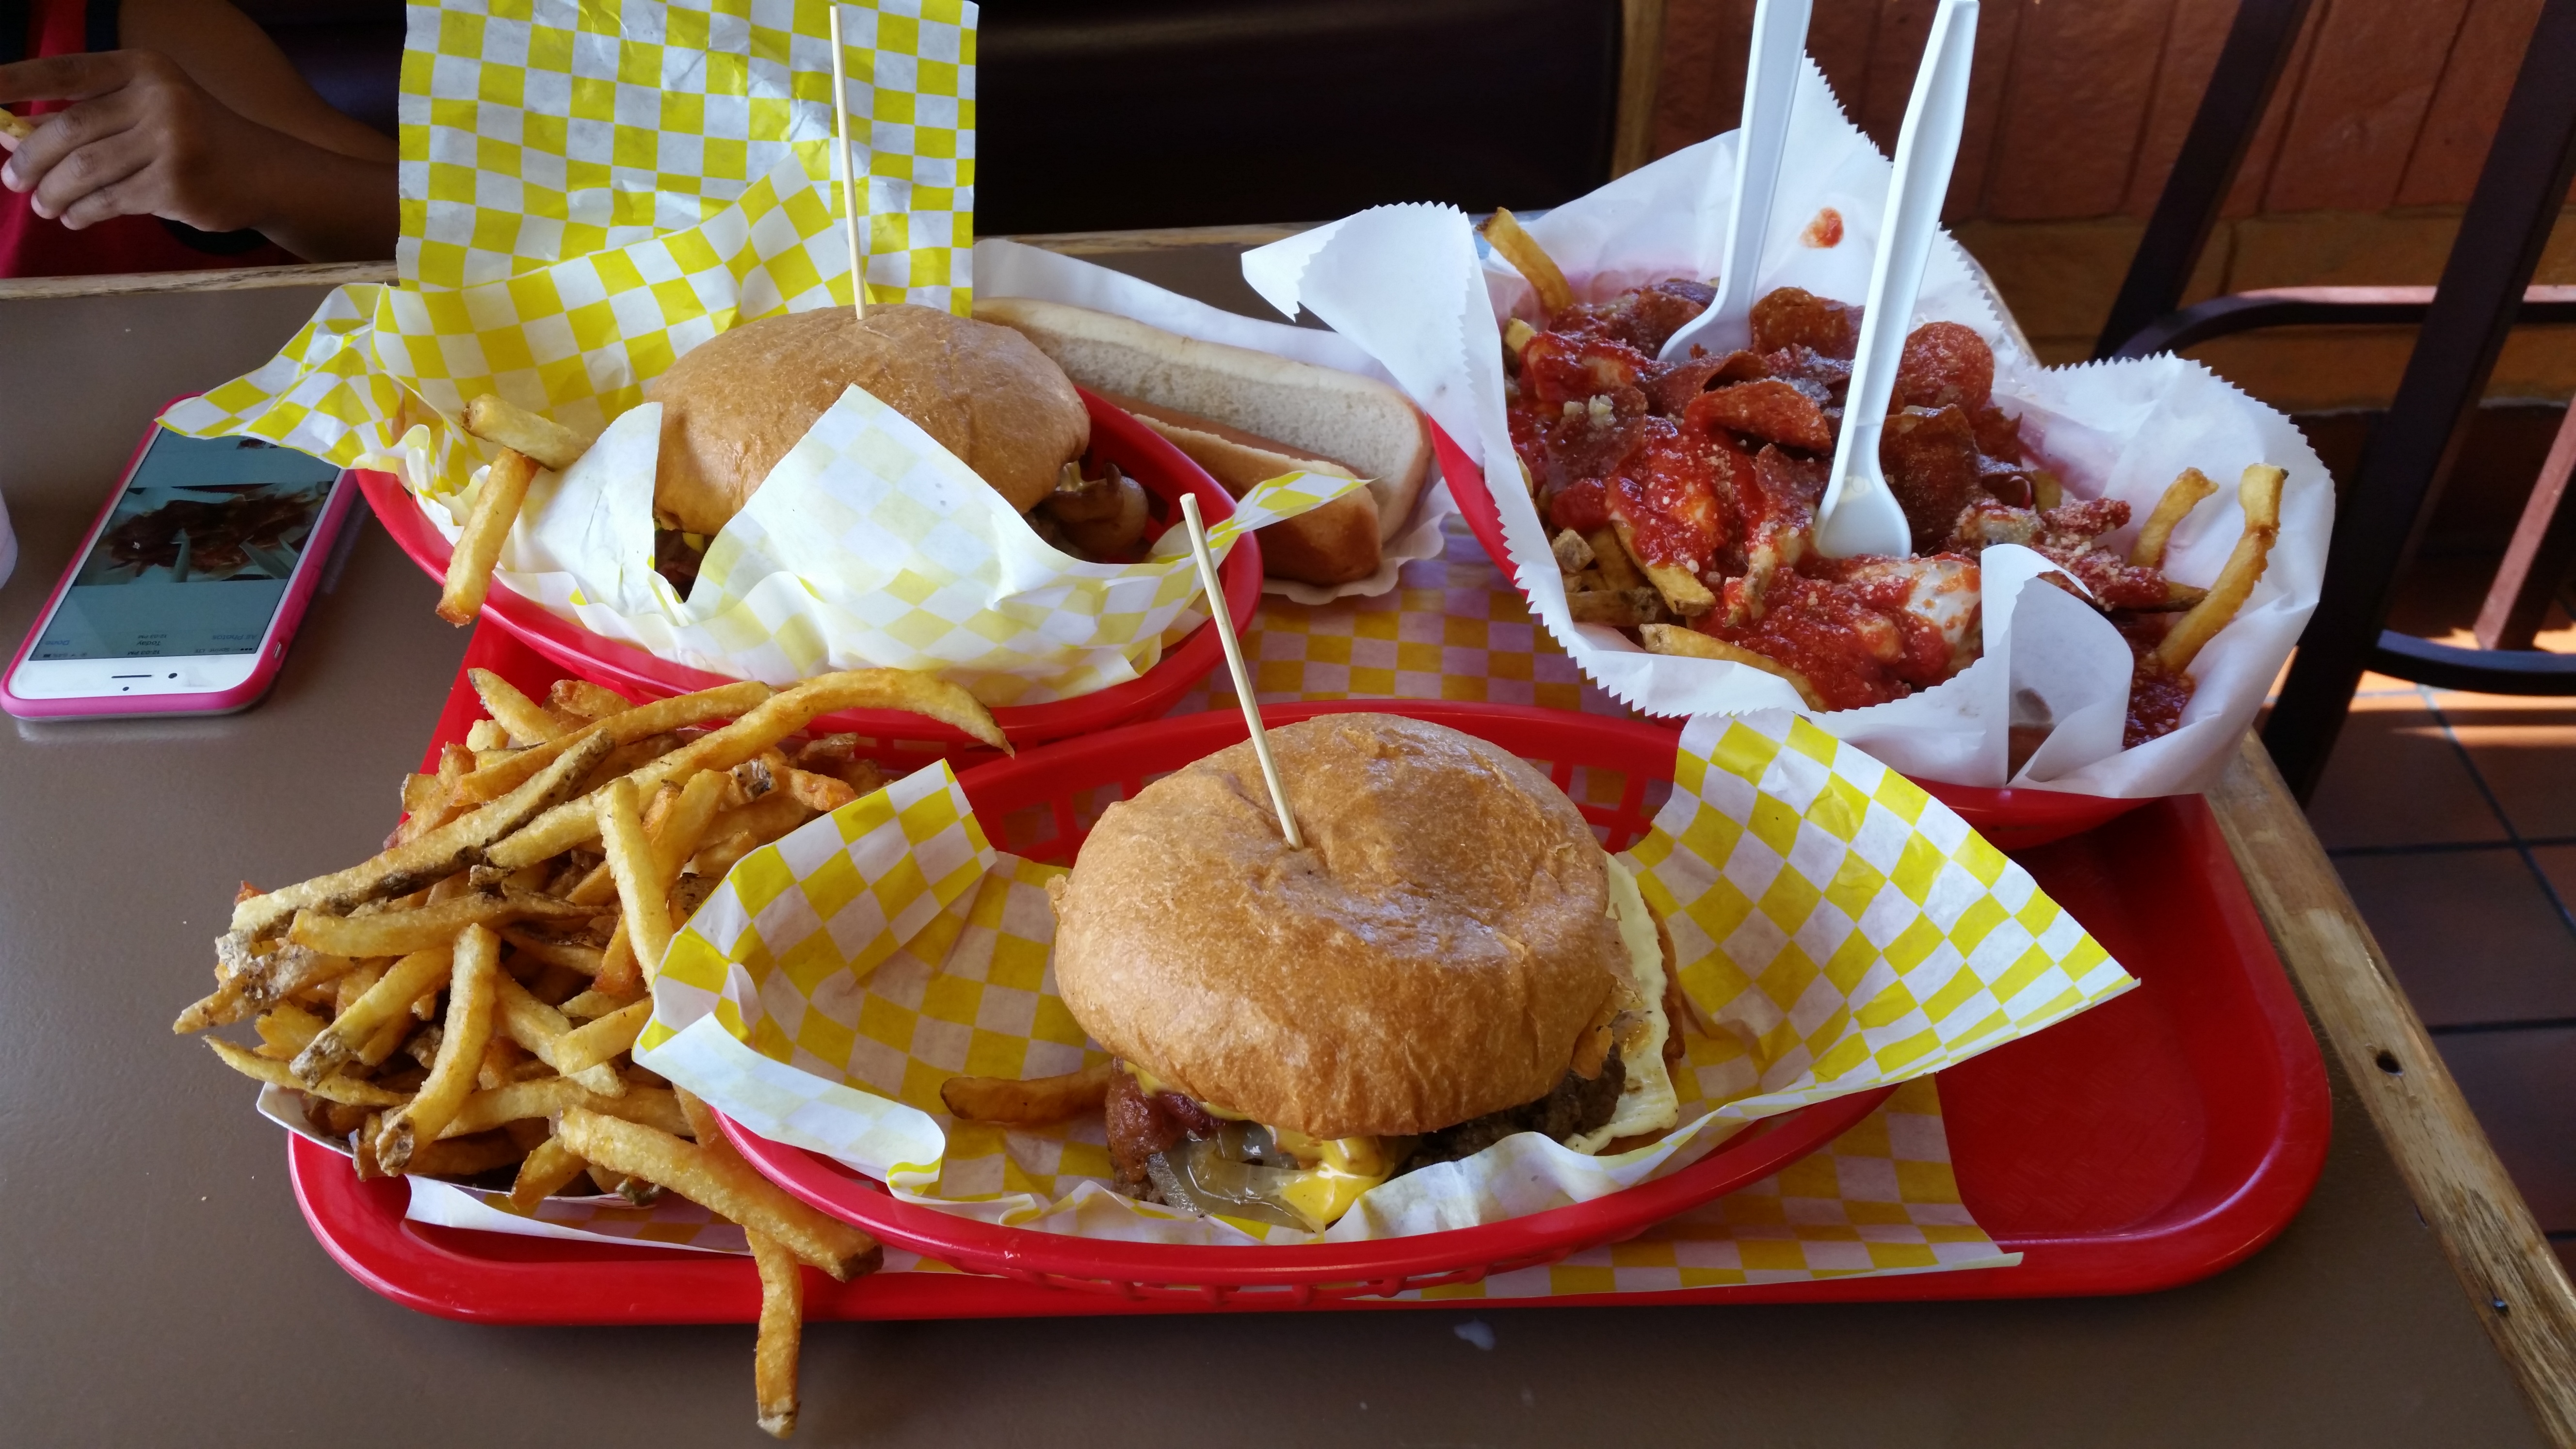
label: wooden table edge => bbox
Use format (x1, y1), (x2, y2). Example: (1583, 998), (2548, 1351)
(2208, 730), (2576, 1448)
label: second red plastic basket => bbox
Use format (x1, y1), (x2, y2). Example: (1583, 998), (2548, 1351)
(360, 386), (1259, 755)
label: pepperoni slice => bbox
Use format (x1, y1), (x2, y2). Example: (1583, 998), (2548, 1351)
(1894, 322), (1995, 411)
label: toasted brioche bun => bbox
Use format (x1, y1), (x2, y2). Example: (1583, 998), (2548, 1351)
(1048, 713), (1627, 1140)
(646, 305), (1088, 537)
(972, 296), (1430, 551)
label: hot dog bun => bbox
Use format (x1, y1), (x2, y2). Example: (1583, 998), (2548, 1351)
(1099, 392), (1379, 587)
(973, 298), (1432, 586)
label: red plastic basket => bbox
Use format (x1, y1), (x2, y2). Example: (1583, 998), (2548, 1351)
(359, 386), (1260, 755)
(716, 699), (1897, 1304)
(1433, 422), (2144, 848)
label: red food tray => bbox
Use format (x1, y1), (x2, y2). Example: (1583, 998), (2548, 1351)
(282, 633), (2330, 1320)
(1433, 420), (2149, 849)
(358, 386), (1261, 757)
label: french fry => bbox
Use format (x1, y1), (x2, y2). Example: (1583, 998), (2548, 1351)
(293, 946), (453, 1083)
(691, 830), (764, 880)
(1550, 528), (1595, 575)
(456, 679), (770, 806)
(2154, 463), (2285, 674)
(498, 929), (604, 977)
(442, 1078), (686, 1140)
(400, 772), (443, 813)
(477, 1034), (530, 1090)
(1503, 316), (1539, 362)
(557, 987), (640, 1019)
(1610, 519), (1715, 617)
(400, 1131), (527, 1180)
(469, 668), (565, 744)
(2131, 467), (2219, 569)
(598, 779), (677, 984)
(701, 794), (815, 854)
(938, 1060), (1117, 1127)
(508, 1137), (592, 1210)
(436, 448), (539, 626)
(554, 1107), (882, 1279)
(288, 889), (599, 958)
(553, 999), (654, 1076)
(547, 678), (634, 722)
(1566, 588), (1660, 628)
(253, 1003), (328, 1060)
(594, 918), (642, 1000)
(488, 670), (965, 869)
(1639, 624), (1829, 709)
(1481, 207), (1575, 316)
(231, 731), (614, 937)
(0, 107), (32, 142)
(748, 1230), (804, 1440)
(779, 767), (858, 814)
(1585, 528), (1643, 593)
(654, 771), (732, 883)
(377, 925), (504, 1172)
(462, 393), (591, 472)
(493, 974), (627, 1096)
(206, 1039), (408, 1107)
(174, 938), (352, 1032)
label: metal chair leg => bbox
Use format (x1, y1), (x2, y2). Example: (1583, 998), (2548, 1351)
(2473, 404), (2576, 651)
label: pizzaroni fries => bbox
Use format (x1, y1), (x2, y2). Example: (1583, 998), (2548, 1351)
(175, 669), (961, 1438)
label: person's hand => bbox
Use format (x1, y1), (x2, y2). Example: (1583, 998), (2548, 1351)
(0, 52), (280, 234)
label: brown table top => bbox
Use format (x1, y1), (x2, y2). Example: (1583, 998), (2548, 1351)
(0, 264), (2566, 1448)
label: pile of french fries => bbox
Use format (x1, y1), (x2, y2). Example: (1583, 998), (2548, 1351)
(178, 664), (1009, 1437)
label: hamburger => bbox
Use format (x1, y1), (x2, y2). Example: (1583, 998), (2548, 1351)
(1046, 713), (1681, 1231)
(643, 304), (1101, 584)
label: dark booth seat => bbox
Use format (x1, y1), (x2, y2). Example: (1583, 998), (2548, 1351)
(237, 0), (1628, 235)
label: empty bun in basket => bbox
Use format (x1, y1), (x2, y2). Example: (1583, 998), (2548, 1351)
(1048, 713), (1626, 1140)
(647, 305), (1089, 537)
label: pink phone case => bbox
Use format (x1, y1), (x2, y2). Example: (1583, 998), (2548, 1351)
(1, 399), (362, 720)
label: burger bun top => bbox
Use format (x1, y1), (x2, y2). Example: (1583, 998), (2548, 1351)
(646, 305), (1089, 537)
(1048, 713), (1626, 1140)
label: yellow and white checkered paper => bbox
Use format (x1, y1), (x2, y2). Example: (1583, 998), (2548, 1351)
(628, 710), (2130, 1250)
(274, 1077), (2012, 1293)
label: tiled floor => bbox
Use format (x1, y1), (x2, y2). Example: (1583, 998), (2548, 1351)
(2302, 565), (2576, 1277)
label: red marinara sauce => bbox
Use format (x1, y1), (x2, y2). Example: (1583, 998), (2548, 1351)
(2116, 615), (2196, 746)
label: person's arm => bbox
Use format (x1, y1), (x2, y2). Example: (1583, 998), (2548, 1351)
(0, 0), (395, 261)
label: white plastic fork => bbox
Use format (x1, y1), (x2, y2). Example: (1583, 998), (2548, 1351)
(1813, 0), (1980, 561)
(1657, 0), (1812, 364)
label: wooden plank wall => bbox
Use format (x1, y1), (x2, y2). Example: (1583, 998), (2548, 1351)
(1651, 0), (2557, 222)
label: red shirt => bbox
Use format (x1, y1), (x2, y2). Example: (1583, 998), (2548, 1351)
(0, 0), (300, 278)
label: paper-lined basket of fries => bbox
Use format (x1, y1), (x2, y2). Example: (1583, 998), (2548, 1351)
(1239, 59), (2330, 799)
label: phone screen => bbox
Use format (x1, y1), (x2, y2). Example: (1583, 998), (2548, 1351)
(32, 432), (343, 662)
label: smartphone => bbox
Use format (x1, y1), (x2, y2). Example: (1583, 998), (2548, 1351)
(3, 423), (359, 720)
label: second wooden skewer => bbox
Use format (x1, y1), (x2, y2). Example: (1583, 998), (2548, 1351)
(1177, 493), (1302, 850)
